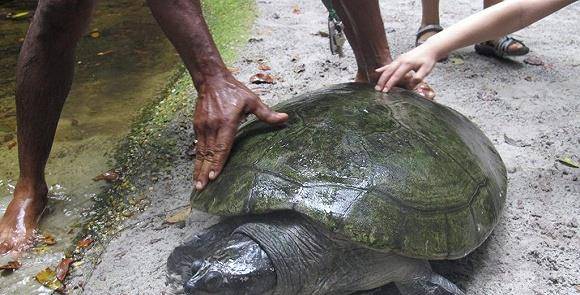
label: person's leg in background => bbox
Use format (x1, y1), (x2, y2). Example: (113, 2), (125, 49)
(332, 0), (435, 99)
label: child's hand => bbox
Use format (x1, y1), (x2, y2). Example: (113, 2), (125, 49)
(375, 45), (438, 93)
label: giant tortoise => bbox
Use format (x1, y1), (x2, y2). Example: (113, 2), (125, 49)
(167, 83), (507, 294)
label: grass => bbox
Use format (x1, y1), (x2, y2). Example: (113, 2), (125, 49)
(72, 0), (257, 269)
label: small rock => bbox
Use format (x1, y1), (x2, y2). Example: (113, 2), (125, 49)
(271, 13), (280, 19)
(508, 167), (517, 174)
(294, 64), (306, 73)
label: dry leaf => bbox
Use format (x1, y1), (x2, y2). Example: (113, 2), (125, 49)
(89, 29), (100, 38)
(96, 50), (114, 56)
(0, 260), (21, 271)
(6, 139), (17, 149)
(227, 67), (240, 74)
(77, 237), (94, 249)
(291, 5), (301, 14)
(35, 267), (64, 291)
(10, 11), (30, 20)
(258, 64), (272, 71)
(524, 55), (544, 66)
(43, 234), (57, 245)
(450, 57), (464, 65)
(249, 73), (275, 84)
(165, 206), (191, 224)
(33, 244), (49, 255)
(503, 134), (529, 147)
(313, 31), (329, 38)
(56, 258), (74, 282)
(557, 157), (579, 168)
(92, 169), (120, 182)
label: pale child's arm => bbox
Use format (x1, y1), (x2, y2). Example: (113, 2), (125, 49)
(375, 0), (576, 93)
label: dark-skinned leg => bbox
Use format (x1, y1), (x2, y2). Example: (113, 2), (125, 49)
(332, 0), (435, 99)
(417, 0), (441, 44)
(331, 0), (392, 84)
(0, 0), (96, 255)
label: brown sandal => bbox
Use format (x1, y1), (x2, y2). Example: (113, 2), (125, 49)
(415, 24), (448, 61)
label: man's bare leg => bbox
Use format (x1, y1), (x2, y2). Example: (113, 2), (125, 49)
(0, 0), (96, 255)
(332, 0), (435, 99)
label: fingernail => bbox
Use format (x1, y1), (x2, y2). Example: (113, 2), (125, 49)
(375, 86), (381, 91)
(209, 171), (215, 179)
(196, 181), (202, 190)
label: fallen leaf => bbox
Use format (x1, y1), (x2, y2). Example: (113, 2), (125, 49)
(89, 29), (100, 38)
(35, 267), (64, 291)
(313, 31), (329, 38)
(524, 55), (544, 66)
(227, 67), (240, 74)
(258, 64), (271, 71)
(165, 206), (191, 224)
(96, 50), (114, 56)
(76, 237), (94, 249)
(9, 11), (30, 20)
(6, 139), (17, 149)
(291, 5), (301, 14)
(33, 244), (49, 255)
(249, 73), (275, 84)
(56, 258), (74, 282)
(449, 57), (464, 65)
(92, 169), (120, 182)
(503, 134), (530, 147)
(557, 157), (579, 168)
(43, 234), (57, 246)
(0, 260), (21, 271)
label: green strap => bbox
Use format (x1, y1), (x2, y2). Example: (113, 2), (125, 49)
(322, 0), (340, 22)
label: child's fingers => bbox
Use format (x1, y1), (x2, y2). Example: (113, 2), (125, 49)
(375, 62), (399, 91)
(384, 64), (413, 92)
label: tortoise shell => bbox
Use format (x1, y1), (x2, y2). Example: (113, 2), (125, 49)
(191, 83), (507, 260)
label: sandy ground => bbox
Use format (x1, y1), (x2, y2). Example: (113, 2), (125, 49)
(74, 0), (579, 294)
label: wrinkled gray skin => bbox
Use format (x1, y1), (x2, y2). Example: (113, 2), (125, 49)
(167, 211), (464, 295)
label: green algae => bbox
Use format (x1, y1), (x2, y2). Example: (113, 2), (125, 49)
(67, 0), (256, 282)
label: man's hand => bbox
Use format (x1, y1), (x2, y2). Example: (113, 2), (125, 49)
(193, 75), (288, 191)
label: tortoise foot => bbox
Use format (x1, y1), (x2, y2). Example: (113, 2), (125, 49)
(395, 272), (465, 295)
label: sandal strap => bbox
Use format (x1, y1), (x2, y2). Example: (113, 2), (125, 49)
(416, 24), (444, 40)
(496, 36), (526, 57)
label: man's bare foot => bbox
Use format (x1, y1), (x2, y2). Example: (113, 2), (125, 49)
(0, 180), (48, 255)
(356, 70), (436, 100)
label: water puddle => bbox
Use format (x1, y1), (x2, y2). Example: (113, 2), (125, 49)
(0, 0), (179, 292)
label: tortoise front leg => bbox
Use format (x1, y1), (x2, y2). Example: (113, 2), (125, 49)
(395, 265), (465, 295)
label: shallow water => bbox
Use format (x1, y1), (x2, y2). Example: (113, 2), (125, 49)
(0, 0), (179, 292)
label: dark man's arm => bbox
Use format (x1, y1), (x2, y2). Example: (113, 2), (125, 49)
(147, 0), (288, 190)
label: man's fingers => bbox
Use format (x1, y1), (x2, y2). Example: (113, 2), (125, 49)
(375, 63), (397, 91)
(193, 129), (207, 189)
(196, 132), (217, 191)
(252, 101), (288, 125)
(209, 127), (237, 180)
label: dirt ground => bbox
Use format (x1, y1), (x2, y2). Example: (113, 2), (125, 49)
(74, 0), (579, 294)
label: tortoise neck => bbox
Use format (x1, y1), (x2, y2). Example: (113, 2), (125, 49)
(234, 212), (334, 295)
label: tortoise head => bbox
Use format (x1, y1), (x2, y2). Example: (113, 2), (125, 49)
(184, 234), (276, 295)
